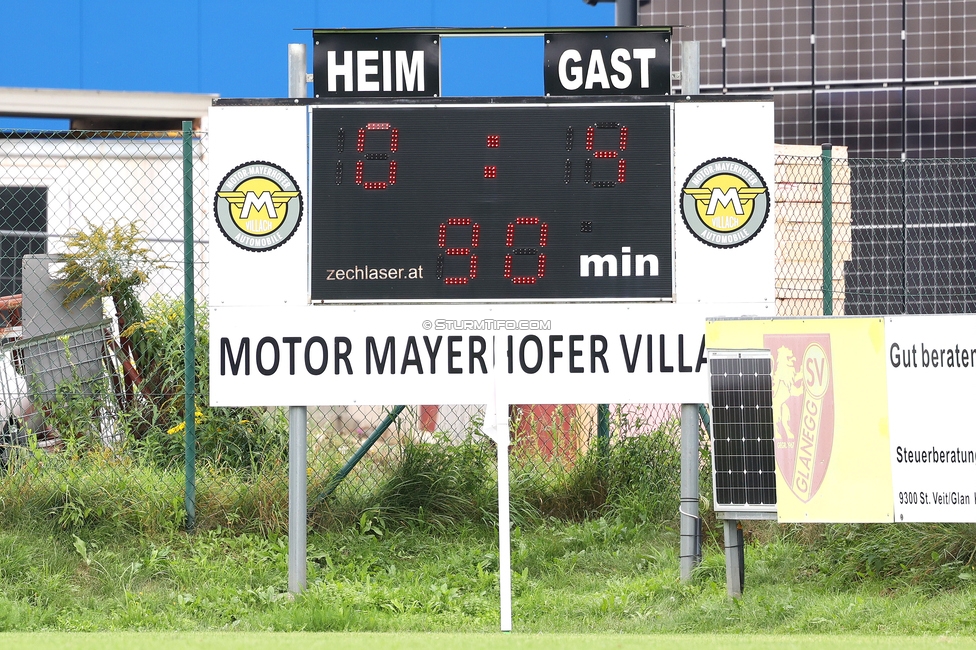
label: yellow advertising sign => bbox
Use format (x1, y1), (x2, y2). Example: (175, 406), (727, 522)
(706, 318), (892, 523)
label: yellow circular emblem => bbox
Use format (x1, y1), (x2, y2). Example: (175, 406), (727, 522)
(681, 157), (769, 248)
(224, 177), (291, 236)
(214, 161), (303, 252)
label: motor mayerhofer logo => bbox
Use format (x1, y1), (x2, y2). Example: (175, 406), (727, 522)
(215, 161), (303, 252)
(681, 157), (769, 248)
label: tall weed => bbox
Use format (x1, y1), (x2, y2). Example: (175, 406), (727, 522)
(795, 522), (976, 591)
(604, 424), (683, 525)
(361, 435), (496, 527)
(130, 297), (288, 473)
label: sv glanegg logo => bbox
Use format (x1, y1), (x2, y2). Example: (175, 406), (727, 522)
(215, 161), (303, 252)
(681, 157), (769, 248)
(764, 333), (835, 504)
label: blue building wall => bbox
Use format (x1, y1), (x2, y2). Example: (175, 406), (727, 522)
(0, 0), (613, 128)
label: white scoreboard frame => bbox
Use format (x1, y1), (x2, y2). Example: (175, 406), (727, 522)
(208, 97), (776, 630)
(209, 98), (776, 407)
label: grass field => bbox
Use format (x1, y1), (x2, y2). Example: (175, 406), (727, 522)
(2, 517), (976, 635)
(2, 434), (975, 637)
(2, 633), (976, 650)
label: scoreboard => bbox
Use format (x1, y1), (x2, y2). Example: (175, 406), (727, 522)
(310, 101), (673, 302)
(207, 97), (777, 407)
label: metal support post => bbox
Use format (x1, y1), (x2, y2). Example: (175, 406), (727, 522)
(288, 405), (308, 594)
(679, 403), (701, 581)
(288, 43), (307, 100)
(821, 143), (834, 316)
(182, 120), (196, 532)
(485, 399), (513, 632)
(597, 404), (610, 466)
(286, 44), (309, 596)
(681, 41), (701, 95)
(316, 406), (406, 501)
(615, 0), (638, 26)
(497, 424), (512, 632)
(723, 519), (744, 597)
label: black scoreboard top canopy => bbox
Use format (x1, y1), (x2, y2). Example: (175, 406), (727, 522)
(310, 100), (672, 302)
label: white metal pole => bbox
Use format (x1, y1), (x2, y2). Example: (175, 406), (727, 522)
(486, 398), (513, 632)
(497, 425), (512, 632)
(286, 43), (309, 596)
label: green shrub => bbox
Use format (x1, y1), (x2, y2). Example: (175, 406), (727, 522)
(604, 423), (683, 525)
(794, 522), (976, 591)
(127, 297), (288, 473)
(377, 437), (494, 523)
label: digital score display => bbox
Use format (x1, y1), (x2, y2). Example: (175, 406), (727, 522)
(310, 101), (672, 302)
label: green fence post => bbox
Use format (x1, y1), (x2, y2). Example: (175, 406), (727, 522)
(821, 143), (833, 316)
(183, 120), (196, 531)
(314, 405), (407, 502)
(597, 403), (610, 464)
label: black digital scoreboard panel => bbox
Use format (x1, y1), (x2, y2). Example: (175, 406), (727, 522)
(310, 101), (672, 302)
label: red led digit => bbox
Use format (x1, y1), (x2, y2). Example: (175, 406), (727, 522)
(485, 135), (500, 178)
(436, 218), (480, 285)
(504, 217), (548, 285)
(585, 123), (627, 187)
(355, 123), (397, 190)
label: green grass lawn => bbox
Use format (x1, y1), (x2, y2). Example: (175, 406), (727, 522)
(2, 517), (976, 635)
(2, 632), (976, 650)
(2, 439), (975, 636)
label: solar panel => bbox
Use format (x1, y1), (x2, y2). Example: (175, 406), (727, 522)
(708, 349), (777, 515)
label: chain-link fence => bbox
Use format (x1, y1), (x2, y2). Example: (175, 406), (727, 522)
(1, 128), (972, 533)
(776, 144), (976, 316)
(0, 129), (210, 531)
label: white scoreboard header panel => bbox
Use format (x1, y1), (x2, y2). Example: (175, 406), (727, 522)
(208, 98), (776, 407)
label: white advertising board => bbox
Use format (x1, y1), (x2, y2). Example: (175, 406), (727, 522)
(211, 302), (773, 407)
(887, 315), (976, 522)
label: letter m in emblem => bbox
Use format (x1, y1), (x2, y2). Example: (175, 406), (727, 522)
(240, 192), (277, 220)
(707, 188), (743, 215)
